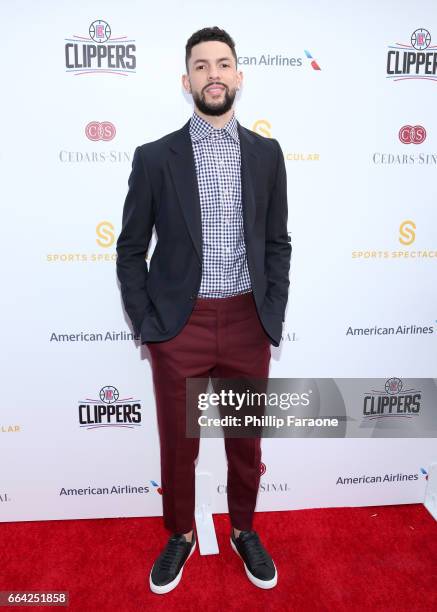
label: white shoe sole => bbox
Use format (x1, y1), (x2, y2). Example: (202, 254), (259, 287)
(149, 538), (197, 595)
(230, 537), (278, 589)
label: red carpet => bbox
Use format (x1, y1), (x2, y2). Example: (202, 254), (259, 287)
(1, 505), (436, 611)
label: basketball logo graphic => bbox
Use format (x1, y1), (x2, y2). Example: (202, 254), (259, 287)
(260, 462), (267, 476)
(89, 20), (111, 43)
(99, 386), (119, 403)
(385, 378), (403, 395)
(410, 28), (431, 50)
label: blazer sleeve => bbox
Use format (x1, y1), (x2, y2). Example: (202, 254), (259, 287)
(116, 146), (155, 336)
(264, 139), (292, 321)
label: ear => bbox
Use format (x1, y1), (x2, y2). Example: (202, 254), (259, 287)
(237, 70), (243, 90)
(182, 73), (191, 93)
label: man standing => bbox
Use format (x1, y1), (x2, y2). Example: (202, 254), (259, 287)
(116, 26), (291, 594)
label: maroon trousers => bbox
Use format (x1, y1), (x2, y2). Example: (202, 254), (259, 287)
(146, 291), (271, 534)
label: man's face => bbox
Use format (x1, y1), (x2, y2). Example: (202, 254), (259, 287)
(183, 41), (243, 116)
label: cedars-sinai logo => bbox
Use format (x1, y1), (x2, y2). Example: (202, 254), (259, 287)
(65, 20), (136, 76)
(362, 377), (422, 420)
(398, 125), (427, 144)
(386, 28), (437, 82)
(85, 121), (116, 141)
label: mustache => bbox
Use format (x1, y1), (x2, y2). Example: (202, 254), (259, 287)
(203, 83), (228, 93)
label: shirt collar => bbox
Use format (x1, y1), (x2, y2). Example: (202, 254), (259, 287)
(189, 111), (239, 143)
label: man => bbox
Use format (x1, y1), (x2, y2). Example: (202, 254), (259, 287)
(116, 26), (291, 594)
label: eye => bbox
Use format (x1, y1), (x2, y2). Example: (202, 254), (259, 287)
(196, 65), (205, 70)
(221, 63), (230, 68)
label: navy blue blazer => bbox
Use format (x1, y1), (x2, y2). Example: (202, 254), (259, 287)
(116, 119), (292, 346)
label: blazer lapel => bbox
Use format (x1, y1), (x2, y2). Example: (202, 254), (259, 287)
(168, 120), (203, 263)
(167, 118), (259, 265)
(238, 122), (259, 239)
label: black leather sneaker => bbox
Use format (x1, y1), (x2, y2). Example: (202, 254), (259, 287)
(149, 532), (196, 594)
(230, 530), (277, 589)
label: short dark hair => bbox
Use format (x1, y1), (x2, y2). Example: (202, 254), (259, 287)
(185, 26), (237, 72)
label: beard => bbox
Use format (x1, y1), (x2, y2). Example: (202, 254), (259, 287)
(192, 84), (237, 116)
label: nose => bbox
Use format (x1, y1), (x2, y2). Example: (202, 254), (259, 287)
(207, 67), (220, 81)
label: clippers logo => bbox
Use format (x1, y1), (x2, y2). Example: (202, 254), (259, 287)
(78, 386), (142, 429)
(65, 20), (136, 76)
(399, 125), (426, 144)
(411, 28), (431, 50)
(362, 378), (421, 419)
(385, 378), (403, 394)
(386, 28), (437, 81)
(260, 462), (267, 476)
(85, 121), (116, 141)
(304, 49), (321, 70)
(100, 385), (119, 402)
(89, 20), (111, 43)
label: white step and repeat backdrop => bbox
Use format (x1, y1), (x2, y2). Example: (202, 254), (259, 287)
(1, 0), (436, 522)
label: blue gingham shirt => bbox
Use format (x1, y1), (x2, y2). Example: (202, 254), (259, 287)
(189, 111), (252, 298)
